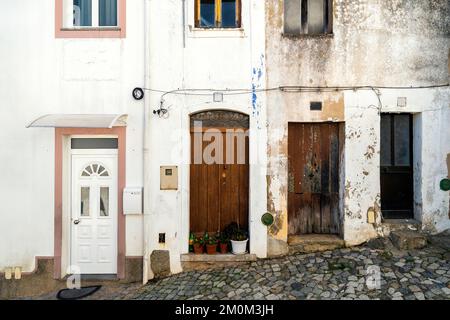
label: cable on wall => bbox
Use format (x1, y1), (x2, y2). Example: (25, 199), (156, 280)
(138, 83), (449, 118)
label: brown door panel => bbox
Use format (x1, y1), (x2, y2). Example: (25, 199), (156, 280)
(190, 127), (249, 233)
(288, 123), (341, 235)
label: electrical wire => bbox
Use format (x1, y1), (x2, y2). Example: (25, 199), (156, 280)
(142, 83), (449, 118)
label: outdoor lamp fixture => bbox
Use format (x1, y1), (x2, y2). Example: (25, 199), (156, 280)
(132, 87), (144, 100)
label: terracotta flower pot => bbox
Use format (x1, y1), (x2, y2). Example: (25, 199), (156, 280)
(219, 242), (228, 254)
(206, 244), (217, 254)
(193, 243), (204, 254)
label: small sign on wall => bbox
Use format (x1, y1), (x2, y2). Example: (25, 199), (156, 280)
(160, 166), (178, 190)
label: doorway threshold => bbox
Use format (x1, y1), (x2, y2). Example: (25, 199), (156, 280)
(288, 234), (345, 254)
(78, 274), (118, 281)
(181, 253), (257, 263)
(381, 219), (421, 236)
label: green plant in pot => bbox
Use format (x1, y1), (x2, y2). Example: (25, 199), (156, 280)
(224, 222), (248, 255)
(218, 232), (229, 254)
(206, 237), (218, 255)
(193, 236), (205, 254)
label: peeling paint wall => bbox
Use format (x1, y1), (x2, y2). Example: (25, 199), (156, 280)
(265, 0), (450, 253)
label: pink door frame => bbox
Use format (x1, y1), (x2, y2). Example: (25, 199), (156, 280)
(54, 127), (126, 279)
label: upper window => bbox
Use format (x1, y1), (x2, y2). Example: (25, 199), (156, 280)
(284, 0), (332, 35)
(73, 0), (118, 27)
(195, 0), (242, 29)
(55, 0), (126, 38)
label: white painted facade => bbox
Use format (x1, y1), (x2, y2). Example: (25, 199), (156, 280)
(0, 0), (145, 273)
(142, 0), (267, 280)
(343, 88), (450, 246)
(0, 0), (449, 285)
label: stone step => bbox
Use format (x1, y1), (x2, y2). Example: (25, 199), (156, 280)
(288, 235), (345, 254)
(381, 219), (421, 237)
(389, 230), (428, 250)
(180, 254), (256, 272)
(180, 253), (257, 262)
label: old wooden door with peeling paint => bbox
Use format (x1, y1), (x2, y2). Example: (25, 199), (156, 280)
(288, 123), (342, 235)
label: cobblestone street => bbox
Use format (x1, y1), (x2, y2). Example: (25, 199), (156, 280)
(26, 234), (450, 301)
(125, 235), (450, 301)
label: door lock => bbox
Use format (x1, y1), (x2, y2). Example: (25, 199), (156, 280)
(74, 219), (81, 225)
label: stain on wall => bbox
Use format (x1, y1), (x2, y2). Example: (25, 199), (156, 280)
(447, 153), (450, 177)
(265, 0), (450, 252)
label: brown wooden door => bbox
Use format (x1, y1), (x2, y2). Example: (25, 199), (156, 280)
(288, 123), (342, 235)
(190, 127), (249, 234)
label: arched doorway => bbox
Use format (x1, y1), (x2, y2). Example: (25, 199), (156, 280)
(189, 110), (249, 235)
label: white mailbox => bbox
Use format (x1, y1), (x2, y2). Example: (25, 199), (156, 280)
(123, 187), (143, 215)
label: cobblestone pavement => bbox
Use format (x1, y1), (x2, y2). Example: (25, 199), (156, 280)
(27, 235), (450, 300)
(127, 243), (450, 301)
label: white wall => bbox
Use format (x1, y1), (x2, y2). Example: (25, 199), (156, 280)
(143, 0), (267, 278)
(0, 0), (145, 273)
(343, 88), (450, 245)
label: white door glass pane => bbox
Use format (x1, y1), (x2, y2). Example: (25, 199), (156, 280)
(99, 0), (118, 26)
(100, 187), (109, 217)
(284, 0), (301, 34)
(308, 0), (325, 34)
(81, 187), (90, 216)
(73, 0), (92, 26)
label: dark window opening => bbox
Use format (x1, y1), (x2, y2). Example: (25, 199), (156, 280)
(71, 138), (118, 149)
(284, 0), (332, 35)
(380, 113), (414, 219)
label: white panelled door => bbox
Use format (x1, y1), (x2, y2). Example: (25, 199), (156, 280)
(71, 151), (118, 274)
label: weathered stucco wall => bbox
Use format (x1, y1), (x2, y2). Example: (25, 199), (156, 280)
(265, 0), (450, 254)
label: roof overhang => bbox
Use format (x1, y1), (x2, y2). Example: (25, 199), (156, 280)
(26, 114), (128, 129)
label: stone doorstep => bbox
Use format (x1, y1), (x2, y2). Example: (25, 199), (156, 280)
(389, 230), (428, 250)
(180, 253), (257, 262)
(288, 235), (345, 254)
(381, 219), (422, 236)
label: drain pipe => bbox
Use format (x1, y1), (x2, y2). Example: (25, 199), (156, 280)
(142, 0), (154, 284)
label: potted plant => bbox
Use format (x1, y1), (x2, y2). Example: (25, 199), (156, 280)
(218, 233), (229, 254)
(222, 222), (248, 255)
(206, 237), (218, 255)
(230, 228), (248, 255)
(193, 236), (205, 254)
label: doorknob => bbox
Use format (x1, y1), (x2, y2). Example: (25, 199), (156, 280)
(74, 219), (81, 225)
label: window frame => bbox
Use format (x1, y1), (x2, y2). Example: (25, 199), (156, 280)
(194, 0), (242, 29)
(55, 0), (126, 38)
(283, 0), (333, 37)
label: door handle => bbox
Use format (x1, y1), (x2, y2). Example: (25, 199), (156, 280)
(74, 219), (81, 225)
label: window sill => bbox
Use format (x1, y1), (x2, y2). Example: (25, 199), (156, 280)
(61, 27), (121, 31)
(188, 26), (246, 38)
(56, 27), (125, 39)
(282, 33), (334, 40)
